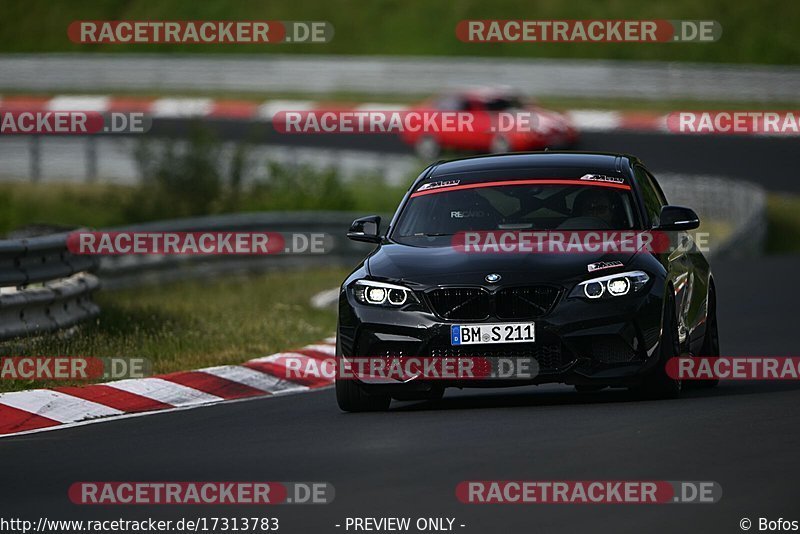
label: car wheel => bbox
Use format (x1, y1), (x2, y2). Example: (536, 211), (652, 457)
(635, 295), (682, 399)
(415, 135), (441, 160)
(335, 376), (391, 412)
(490, 135), (511, 154)
(696, 285), (720, 388)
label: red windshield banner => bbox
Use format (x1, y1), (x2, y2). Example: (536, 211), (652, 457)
(410, 178), (630, 198)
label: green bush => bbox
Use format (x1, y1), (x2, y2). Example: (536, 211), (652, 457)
(127, 127), (224, 220)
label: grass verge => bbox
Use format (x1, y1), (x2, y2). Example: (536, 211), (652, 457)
(0, 182), (138, 234)
(1, 0), (798, 64)
(0, 267), (347, 393)
(766, 193), (800, 253)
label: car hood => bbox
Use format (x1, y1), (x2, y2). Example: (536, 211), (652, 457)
(367, 243), (640, 288)
(528, 106), (573, 132)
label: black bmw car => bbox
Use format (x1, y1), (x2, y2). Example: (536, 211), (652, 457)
(336, 152), (719, 411)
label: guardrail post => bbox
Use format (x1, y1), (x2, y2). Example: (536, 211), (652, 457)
(30, 135), (41, 182)
(85, 136), (98, 183)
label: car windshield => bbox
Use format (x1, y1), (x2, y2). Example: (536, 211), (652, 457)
(392, 179), (638, 246)
(483, 96), (525, 111)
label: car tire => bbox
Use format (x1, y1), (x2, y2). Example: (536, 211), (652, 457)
(490, 135), (511, 154)
(696, 284), (720, 388)
(335, 376), (391, 412)
(635, 295), (682, 399)
(415, 135), (441, 161)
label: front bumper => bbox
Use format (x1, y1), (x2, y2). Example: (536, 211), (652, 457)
(337, 281), (665, 390)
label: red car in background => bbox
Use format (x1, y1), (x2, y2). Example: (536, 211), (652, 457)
(400, 88), (579, 159)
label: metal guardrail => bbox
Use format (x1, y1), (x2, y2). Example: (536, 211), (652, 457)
(0, 232), (100, 341)
(660, 174), (767, 259)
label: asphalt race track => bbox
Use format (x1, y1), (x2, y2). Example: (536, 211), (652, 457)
(2, 120), (798, 532)
(1, 255), (798, 533)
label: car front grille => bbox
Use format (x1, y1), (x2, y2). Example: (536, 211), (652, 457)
(589, 336), (639, 363)
(426, 288), (490, 320)
(495, 286), (561, 319)
(426, 285), (560, 321)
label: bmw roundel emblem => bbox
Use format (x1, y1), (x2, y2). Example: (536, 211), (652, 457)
(485, 273), (502, 283)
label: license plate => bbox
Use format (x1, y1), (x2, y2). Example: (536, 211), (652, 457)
(451, 323), (535, 345)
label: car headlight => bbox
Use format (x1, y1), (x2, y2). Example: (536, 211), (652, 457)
(352, 280), (418, 307)
(570, 270), (649, 300)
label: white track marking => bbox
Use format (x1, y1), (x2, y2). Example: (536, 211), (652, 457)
(302, 344), (336, 356)
(105, 377), (222, 406)
(249, 352), (334, 381)
(566, 110), (621, 131)
(0, 389), (122, 422)
(47, 95), (110, 112)
(257, 99), (314, 120)
(199, 365), (308, 394)
(151, 98), (213, 118)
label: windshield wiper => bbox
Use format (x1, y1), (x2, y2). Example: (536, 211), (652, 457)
(402, 232), (455, 237)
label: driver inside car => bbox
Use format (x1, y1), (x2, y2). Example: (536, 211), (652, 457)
(572, 189), (624, 228)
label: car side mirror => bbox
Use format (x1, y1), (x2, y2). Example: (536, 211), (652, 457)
(347, 215), (382, 243)
(654, 205), (700, 231)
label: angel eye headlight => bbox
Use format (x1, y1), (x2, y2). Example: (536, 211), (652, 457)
(353, 280), (417, 307)
(583, 281), (605, 299)
(367, 287), (386, 304)
(607, 278), (630, 296)
(571, 271), (649, 300)
(387, 288), (407, 305)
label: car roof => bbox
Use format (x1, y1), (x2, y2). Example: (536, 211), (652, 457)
(425, 152), (639, 180)
(428, 86), (524, 103)
(459, 87), (520, 99)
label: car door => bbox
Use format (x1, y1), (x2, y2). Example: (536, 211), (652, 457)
(642, 168), (709, 346)
(460, 98), (495, 150)
(635, 165), (694, 346)
(432, 95), (471, 150)
(646, 168), (712, 351)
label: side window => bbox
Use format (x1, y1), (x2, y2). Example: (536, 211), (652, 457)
(435, 96), (468, 111)
(646, 169), (668, 205)
(634, 166), (664, 227)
